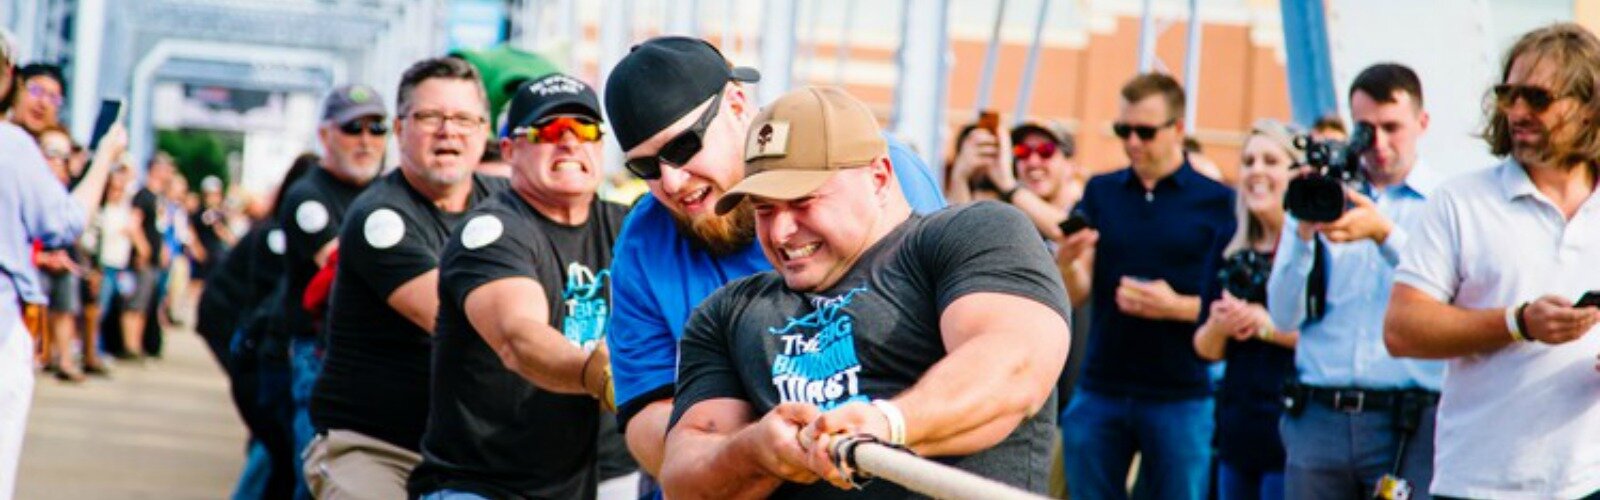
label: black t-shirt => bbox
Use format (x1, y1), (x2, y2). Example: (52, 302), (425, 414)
(196, 226), (254, 340)
(276, 167), (368, 340)
(1203, 249), (1294, 472)
(310, 171), (507, 452)
(132, 187), (161, 267)
(409, 190), (627, 500)
(672, 202), (1069, 499)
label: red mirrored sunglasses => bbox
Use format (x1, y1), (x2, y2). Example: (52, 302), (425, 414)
(517, 116), (604, 144)
(1012, 142), (1058, 160)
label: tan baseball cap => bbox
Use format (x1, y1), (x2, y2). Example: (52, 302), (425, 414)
(714, 86), (888, 215)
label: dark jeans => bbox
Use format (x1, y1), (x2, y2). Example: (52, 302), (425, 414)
(288, 337), (322, 500)
(1062, 389), (1214, 500)
(257, 361), (298, 500)
(1280, 399), (1436, 500)
(1218, 460), (1284, 500)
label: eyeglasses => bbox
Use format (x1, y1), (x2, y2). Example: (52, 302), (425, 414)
(338, 119), (389, 136)
(406, 110), (486, 132)
(1012, 142), (1058, 160)
(1494, 84), (1567, 112)
(624, 91), (723, 180)
(514, 116), (603, 144)
(1112, 119), (1176, 141)
(27, 83), (62, 107)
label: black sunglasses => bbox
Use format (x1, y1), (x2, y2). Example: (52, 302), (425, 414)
(1494, 84), (1566, 112)
(625, 91), (723, 180)
(338, 119), (390, 136)
(1112, 119), (1176, 141)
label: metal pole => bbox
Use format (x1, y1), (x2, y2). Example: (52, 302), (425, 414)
(599, 0), (633, 172)
(834, 0), (856, 87)
(667, 0), (699, 36)
(1136, 0), (1155, 73)
(1012, 0), (1050, 124)
(1183, 0), (1202, 131)
(892, 0), (952, 182)
(69, 0), (106, 143)
(801, 0), (822, 84)
(974, 0), (1007, 111)
(758, 0), (799, 105)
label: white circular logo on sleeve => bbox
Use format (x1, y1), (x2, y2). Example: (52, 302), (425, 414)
(295, 200), (330, 233)
(266, 229), (287, 255)
(363, 208), (405, 249)
(460, 215), (504, 250)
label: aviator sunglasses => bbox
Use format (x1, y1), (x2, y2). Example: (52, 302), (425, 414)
(624, 91), (724, 180)
(1494, 84), (1567, 113)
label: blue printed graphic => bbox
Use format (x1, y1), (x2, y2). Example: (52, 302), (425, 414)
(769, 286), (868, 410)
(562, 262), (610, 351)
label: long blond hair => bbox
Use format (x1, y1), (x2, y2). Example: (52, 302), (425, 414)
(1224, 119), (1302, 256)
(1482, 23), (1600, 166)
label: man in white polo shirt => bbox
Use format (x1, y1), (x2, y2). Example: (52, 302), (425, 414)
(1384, 22), (1600, 500)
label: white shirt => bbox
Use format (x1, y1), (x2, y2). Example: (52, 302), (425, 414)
(97, 203), (133, 270)
(1395, 159), (1600, 499)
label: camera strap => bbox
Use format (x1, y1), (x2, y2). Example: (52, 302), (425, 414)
(1305, 237), (1329, 322)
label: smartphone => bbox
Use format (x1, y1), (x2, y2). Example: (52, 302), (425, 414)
(1057, 210), (1092, 237)
(1576, 291), (1600, 308)
(87, 99), (124, 152)
(977, 110), (1000, 136)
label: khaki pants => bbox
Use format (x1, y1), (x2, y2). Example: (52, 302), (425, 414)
(303, 429), (421, 500)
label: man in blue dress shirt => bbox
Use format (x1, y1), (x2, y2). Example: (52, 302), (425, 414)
(1265, 63), (1446, 500)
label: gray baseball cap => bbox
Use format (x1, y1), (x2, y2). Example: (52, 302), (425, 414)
(322, 84), (388, 125)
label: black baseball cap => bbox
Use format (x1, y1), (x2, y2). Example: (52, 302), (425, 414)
(322, 84), (387, 125)
(603, 36), (760, 152)
(502, 73), (602, 138)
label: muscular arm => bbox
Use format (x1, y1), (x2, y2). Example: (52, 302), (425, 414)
(1384, 283), (1512, 359)
(893, 292), (1070, 456)
(462, 276), (594, 395)
(624, 399), (673, 477)
(661, 400), (814, 500)
(387, 270), (440, 333)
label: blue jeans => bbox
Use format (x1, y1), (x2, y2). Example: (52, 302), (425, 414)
(288, 337), (323, 500)
(231, 440), (271, 500)
(1218, 461), (1284, 500)
(1062, 389), (1214, 500)
(1279, 400), (1436, 500)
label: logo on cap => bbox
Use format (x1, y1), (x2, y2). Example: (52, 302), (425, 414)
(528, 75), (586, 97)
(348, 86), (372, 103)
(747, 121), (790, 161)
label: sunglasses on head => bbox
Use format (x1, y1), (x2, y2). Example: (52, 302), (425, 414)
(338, 119), (389, 136)
(624, 91), (724, 180)
(1112, 119), (1176, 141)
(1494, 84), (1565, 112)
(515, 116), (603, 144)
(1012, 142), (1058, 160)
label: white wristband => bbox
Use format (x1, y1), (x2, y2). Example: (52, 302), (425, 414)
(1505, 302), (1526, 342)
(871, 399), (907, 446)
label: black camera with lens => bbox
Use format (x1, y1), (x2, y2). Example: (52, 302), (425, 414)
(1284, 123), (1375, 222)
(1216, 250), (1272, 304)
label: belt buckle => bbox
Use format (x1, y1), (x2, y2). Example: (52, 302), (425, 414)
(1334, 390), (1365, 413)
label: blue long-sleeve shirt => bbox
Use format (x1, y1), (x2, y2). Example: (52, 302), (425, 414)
(1, 122), (86, 333)
(1265, 165), (1445, 391)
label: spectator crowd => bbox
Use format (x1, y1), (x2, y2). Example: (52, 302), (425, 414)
(3, 20), (1599, 500)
